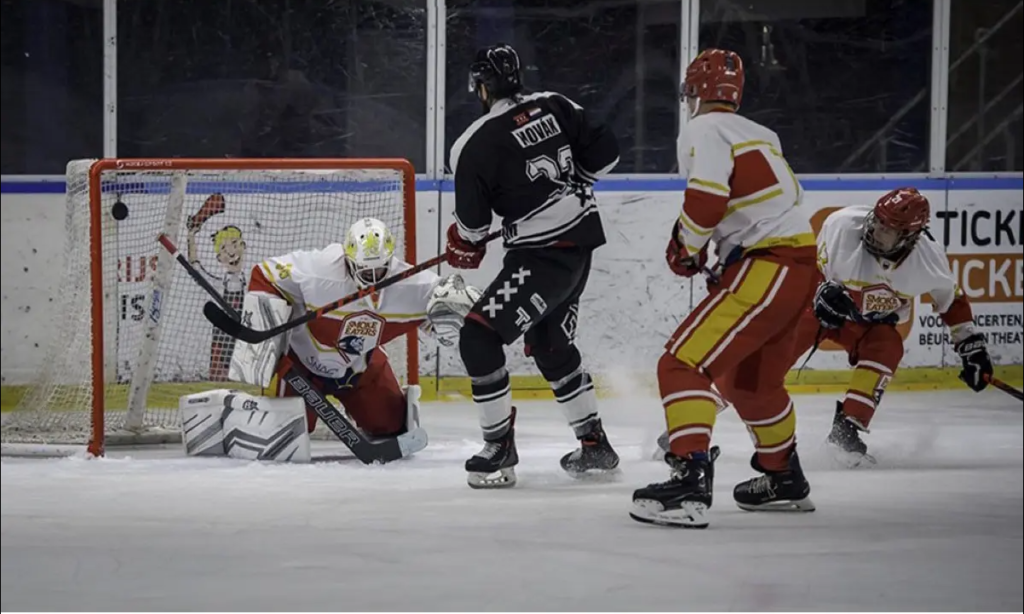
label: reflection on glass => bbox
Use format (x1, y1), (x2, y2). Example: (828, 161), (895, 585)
(0, 0), (102, 174)
(700, 0), (932, 174)
(118, 0), (427, 169)
(947, 0), (1022, 172)
(446, 0), (681, 173)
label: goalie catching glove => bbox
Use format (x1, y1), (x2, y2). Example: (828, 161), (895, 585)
(423, 274), (482, 346)
(665, 222), (707, 278)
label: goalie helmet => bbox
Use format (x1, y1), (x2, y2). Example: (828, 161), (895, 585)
(468, 43), (522, 101)
(343, 217), (396, 288)
(863, 187), (930, 259)
(681, 49), (745, 116)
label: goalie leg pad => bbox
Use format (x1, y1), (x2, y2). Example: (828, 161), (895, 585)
(180, 389), (311, 462)
(396, 384), (428, 457)
(229, 292), (292, 387)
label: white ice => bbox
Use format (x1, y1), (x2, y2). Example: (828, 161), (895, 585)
(2, 391), (1022, 611)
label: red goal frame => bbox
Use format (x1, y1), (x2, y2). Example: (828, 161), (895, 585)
(86, 158), (419, 456)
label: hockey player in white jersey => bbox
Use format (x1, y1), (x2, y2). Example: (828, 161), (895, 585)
(228, 217), (480, 447)
(631, 48), (819, 528)
(791, 187), (994, 465)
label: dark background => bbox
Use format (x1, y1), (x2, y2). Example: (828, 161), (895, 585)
(1, 0), (1020, 174)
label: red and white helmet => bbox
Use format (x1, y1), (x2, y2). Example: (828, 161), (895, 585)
(863, 187), (930, 259)
(681, 49), (745, 116)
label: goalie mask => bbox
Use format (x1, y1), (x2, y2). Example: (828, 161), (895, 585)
(344, 218), (396, 288)
(863, 187), (930, 260)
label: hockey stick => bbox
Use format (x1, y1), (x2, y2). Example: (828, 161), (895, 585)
(202, 229), (503, 344)
(282, 366), (424, 464)
(157, 234), (241, 320)
(984, 374), (1023, 401)
(156, 234), (422, 464)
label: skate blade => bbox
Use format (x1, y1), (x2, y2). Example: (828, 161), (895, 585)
(827, 441), (876, 468)
(563, 465), (622, 482)
(467, 467), (517, 489)
(629, 499), (709, 529)
(735, 497), (816, 513)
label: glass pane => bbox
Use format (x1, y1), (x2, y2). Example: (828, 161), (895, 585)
(699, 0), (933, 173)
(947, 0), (1023, 172)
(118, 0), (427, 170)
(0, 0), (102, 174)
(445, 0), (681, 173)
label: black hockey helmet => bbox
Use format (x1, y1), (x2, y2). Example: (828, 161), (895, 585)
(468, 43), (522, 99)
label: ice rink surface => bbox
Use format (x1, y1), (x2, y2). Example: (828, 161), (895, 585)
(2, 390), (1022, 611)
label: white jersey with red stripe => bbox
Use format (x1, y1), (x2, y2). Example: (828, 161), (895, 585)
(248, 244), (439, 378)
(675, 110), (813, 260)
(817, 205), (975, 336)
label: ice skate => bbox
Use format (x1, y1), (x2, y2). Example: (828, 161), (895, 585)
(560, 418), (620, 478)
(630, 446), (720, 528)
(826, 402), (876, 467)
(466, 408), (518, 489)
(733, 448), (815, 512)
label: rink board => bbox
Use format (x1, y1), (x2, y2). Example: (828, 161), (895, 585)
(2, 176), (1021, 395)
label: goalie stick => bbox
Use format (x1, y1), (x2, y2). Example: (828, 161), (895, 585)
(158, 234), (241, 320)
(201, 229), (503, 344)
(157, 234), (424, 464)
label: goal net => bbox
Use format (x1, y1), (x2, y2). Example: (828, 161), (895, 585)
(2, 158), (419, 456)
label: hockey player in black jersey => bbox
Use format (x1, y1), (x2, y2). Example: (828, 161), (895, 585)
(442, 43), (622, 489)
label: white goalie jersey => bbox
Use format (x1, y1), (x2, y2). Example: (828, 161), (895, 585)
(241, 244), (439, 381)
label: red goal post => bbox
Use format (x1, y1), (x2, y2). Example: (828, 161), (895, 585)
(2, 158), (419, 457)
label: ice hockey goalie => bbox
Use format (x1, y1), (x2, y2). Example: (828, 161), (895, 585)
(791, 187), (993, 466)
(218, 217), (480, 458)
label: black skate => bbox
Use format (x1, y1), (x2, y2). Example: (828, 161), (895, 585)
(826, 401), (876, 467)
(733, 448), (816, 512)
(560, 419), (620, 477)
(630, 446), (721, 529)
(466, 408), (518, 489)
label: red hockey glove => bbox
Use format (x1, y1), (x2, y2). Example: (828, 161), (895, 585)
(665, 223), (706, 277)
(445, 223), (486, 269)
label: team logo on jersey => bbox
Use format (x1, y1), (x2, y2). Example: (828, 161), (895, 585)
(336, 311), (385, 363)
(511, 114), (562, 149)
(860, 284), (903, 316)
(560, 304), (579, 342)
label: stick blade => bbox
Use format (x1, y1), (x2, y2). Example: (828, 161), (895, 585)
(203, 301), (243, 334)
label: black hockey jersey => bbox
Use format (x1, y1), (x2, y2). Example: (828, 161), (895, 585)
(449, 91), (620, 249)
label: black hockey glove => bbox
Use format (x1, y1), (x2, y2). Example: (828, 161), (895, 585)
(813, 281), (860, 329)
(955, 333), (992, 392)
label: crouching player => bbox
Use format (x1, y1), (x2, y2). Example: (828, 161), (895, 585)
(793, 188), (993, 466)
(221, 217), (480, 457)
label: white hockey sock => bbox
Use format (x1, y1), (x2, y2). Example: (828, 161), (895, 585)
(471, 367), (513, 441)
(551, 366), (599, 438)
